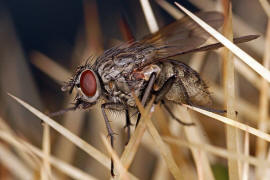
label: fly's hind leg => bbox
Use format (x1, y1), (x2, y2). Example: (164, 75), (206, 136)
(154, 75), (195, 126)
(161, 100), (195, 126)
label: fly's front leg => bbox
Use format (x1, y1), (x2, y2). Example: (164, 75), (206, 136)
(135, 73), (157, 127)
(49, 97), (94, 117)
(154, 76), (195, 126)
(101, 102), (125, 176)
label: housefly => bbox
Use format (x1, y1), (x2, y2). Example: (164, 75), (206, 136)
(51, 11), (258, 176)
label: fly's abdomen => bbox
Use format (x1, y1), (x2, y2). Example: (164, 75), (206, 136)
(156, 61), (212, 106)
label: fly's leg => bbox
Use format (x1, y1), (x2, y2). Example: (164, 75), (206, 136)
(101, 103), (125, 176)
(154, 75), (195, 126)
(124, 109), (132, 144)
(101, 104), (115, 176)
(154, 75), (176, 104)
(135, 73), (157, 127)
(161, 101), (195, 126)
(49, 97), (93, 117)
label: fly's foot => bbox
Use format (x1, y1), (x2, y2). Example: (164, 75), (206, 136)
(107, 132), (118, 139)
(123, 122), (134, 145)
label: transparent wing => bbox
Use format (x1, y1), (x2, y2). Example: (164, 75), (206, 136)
(139, 11), (224, 65)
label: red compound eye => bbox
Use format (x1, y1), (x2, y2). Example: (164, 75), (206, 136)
(79, 70), (97, 97)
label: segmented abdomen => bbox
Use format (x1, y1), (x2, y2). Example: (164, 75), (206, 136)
(155, 61), (212, 106)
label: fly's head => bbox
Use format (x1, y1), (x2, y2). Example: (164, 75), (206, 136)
(62, 64), (101, 109)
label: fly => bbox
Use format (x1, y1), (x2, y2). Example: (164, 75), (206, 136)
(50, 11), (259, 176)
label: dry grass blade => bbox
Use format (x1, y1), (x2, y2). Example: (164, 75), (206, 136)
(0, 117), (39, 170)
(30, 51), (71, 82)
(0, 131), (97, 180)
(152, 157), (170, 180)
(175, 106), (214, 180)
(101, 135), (129, 180)
(41, 123), (52, 180)
(163, 136), (270, 168)
(221, 1), (240, 179)
(155, 0), (183, 19)
(258, 0), (270, 18)
(0, 143), (32, 179)
(139, 0), (159, 33)
(134, 97), (183, 179)
(119, 96), (154, 171)
(184, 104), (270, 142)
(242, 132), (250, 180)
(174, 2), (270, 83)
(153, 105), (196, 179)
(7, 93), (138, 179)
(256, 19), (270, 179)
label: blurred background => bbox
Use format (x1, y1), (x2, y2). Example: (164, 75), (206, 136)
(0, 0), (268, 179)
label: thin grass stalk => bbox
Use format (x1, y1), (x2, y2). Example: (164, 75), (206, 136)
(134, 99), (183, 179)
(152, 157), (170, 180)
(0, 131), (98, 180)
(242, 131), (250, 180)
(211, 84), (270, 128)
(263, 146), (270, 179)
(155, 0), (183, 19)
(119, 98), (154, 175)
(0, 143), (33, 179)
(258, 0), (270, 18)
(30, 52), (71, 82)
(83, 0), (103, 56)
(0, 117), (39, 170)
(256, 19), (270, 179)
(163, 136), (270, 168)
(153, 105), (196, 179)
(139, 0), (159, 33)
(221, 1), (240, 179)
(176, 106), (215, 180)
(184, 104), (270, 142)
(41, 123), (51, 180)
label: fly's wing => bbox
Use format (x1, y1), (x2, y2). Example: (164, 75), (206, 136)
(139, 11), (224, 66)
